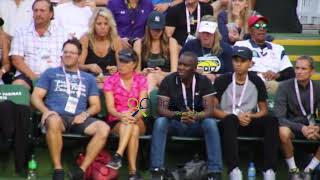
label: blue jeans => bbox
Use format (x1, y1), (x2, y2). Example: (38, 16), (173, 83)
(150, 117), (223, 173)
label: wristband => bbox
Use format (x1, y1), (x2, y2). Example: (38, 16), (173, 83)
(173, 111), (181, 120)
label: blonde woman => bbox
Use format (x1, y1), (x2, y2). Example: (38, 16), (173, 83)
(79, 7), (122, 87)
(217, 0), (257, 44)
(180, 15), (233, 81)
(133, 11), (179, 93)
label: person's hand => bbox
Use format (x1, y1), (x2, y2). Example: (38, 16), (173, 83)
(142, 67), (155, 75)
(228, 28), (240, 43)
(302, 125), (314, 139)
(41, 111), (59, 125)
(85, 0), (96, 9)
(238, 112), (251, 127)
(88, 64), (103, 74)
(154, 3), (170, 13)
(181, 108), (196, 124)
(262, 71), (279, 81)
(153, 67), (162, 73)
(121, 38), (132, 49)
(72, 112), (88, 125)
(96, 75), (104, 83)
(120, 113), (136, 124)
(306, 125), (320, 140)
(106, 66), (117, 75)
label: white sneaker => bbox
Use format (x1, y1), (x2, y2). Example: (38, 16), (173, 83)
(229, 167), (243, 180)
(263, 169), (276, 180)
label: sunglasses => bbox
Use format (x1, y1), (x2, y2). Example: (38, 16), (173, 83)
(252, 23), (268, 30)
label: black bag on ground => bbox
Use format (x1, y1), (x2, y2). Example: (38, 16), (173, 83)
(171, 155), (208, 180)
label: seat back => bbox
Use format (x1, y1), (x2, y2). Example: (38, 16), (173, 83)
(0, 85), (30, 106)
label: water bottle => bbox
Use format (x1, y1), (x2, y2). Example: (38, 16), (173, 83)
(247, 162), (256, 180)
(27, 155), (37, 180)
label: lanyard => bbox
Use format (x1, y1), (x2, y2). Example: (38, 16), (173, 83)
(185, 3), (201, 35)
(62, 66), (82, 98)
(181, 75), (196, 110)
(232, 73), (249, 114)
(294, 79), (313, 117)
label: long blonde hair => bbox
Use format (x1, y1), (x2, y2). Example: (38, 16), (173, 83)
(141, 26), (170, 64)
(227, 0), (252, 38)
(199, 15), (223, 55)
(87, 7), (119, 51)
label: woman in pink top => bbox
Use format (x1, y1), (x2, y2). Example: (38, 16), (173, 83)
(103, 48), (147, 179)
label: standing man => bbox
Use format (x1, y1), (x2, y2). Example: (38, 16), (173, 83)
(31, 38), (110, 180)
(215, 46), (279, 180)
(234, 15), (295, 93)
(275, 56), (320, 180)
(165, 0), (213, 47)
(152, 0), (182, 13)
(150, 52), (223, 180)
(9, 0), (68, 90)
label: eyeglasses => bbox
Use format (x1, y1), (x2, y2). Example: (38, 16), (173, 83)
(252, 23), (268, 30)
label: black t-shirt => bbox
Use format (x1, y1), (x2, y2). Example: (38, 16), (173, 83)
(158, 72), (215, 112)
(166, 2), (213, 46)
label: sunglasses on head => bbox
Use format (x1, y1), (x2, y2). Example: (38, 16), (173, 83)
(253, 23), (268, 30)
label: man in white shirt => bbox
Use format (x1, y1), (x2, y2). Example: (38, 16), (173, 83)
(9, 0), (68, 90)
(54, 0), (93, 39)
(0, 0), (34, 36)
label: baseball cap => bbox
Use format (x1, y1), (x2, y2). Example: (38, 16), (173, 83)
(147, 11), (165, 29)
(248, 15), (269, 27)
(198, 21), (218, 34)
(118, 48), (138, 63)
(232, 46), (253, 60)
(0, 17), (4, 27)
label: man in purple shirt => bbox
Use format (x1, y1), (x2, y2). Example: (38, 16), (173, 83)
(107, 0), (153, 48)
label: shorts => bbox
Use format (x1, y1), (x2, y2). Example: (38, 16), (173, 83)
(14, 74), (33, 89)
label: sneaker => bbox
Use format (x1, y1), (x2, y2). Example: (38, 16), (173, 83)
(67, 166), (84, 180)
(106, 153), (122, 170)
(52, 169), (64, 180)
(150, 168), (165, 180)
(263, 169), (276, 180)
(229, 167), (242, 180)
(128, 171), (143, 180)
(301, 169), (313, 180)
(289, 168), (302, 180)
(207, 172), (222, 180)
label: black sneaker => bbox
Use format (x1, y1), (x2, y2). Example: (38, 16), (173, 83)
(150, 168), (165, 180)
(52, 169), (64, 180)
(68, 166), (84, 180)
(128, 171), (143, 180)
(207, 172), (222, 180)
(106, 153), (122, 170)
(289, 168), (302, 180)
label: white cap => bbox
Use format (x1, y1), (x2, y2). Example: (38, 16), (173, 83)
(198, 21), (217, 34)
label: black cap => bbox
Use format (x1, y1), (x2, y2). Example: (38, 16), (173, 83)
(0, 17), (4, 27)
(118, 48), (138, 63)
(232, 46), (252, 60)
(147, 11), (165, 29)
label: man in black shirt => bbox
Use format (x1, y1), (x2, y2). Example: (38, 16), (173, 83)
(165, 0), (213, 47)
(150, 52), (222, 180)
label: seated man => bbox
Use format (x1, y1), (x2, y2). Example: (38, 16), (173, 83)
(9, 0), (68, 90)
(215, 46), (279, 180)
(31, 38), (110, 180)
(150, 52), (222, 180)
(234, 15), (295, 93)
(275, 55), (320, 180)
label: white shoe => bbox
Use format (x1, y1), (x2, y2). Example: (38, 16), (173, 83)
(229, 167), (243, 180)
(263, 169), (276, 180)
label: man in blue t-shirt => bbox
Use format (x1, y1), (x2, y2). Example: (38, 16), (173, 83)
(31, 39), (110, 180)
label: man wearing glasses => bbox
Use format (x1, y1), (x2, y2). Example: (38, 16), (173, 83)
(234, 15), (294, 93)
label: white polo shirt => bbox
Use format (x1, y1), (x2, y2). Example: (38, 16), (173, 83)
(234, 39), (293, 73)
(0, 0), (34, 36)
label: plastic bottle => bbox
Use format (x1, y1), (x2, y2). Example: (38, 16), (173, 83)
(247, 162), (256, 180)
(27, 155), (37, 180)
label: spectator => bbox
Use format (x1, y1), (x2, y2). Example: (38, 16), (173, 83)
(211, 0), (229, 18)
(180, 15), (233, 81)
(52, 0), (108, 6)
(165, 0), (213, 47)
(217, 0), (257, 45)
(9, 0), (68, 90)
(104, 48), (147, 180)
(0, 18), (12, 84)
(79, 7), (122, 88)
(0, 0), (34, 36)
(54, 0), (93, 39)
(152, 0), (182, 13)
(214, 46), (279, 180)
(107, 0), (153, 48)
(150, 52), (222, 180)
(234, 15), (294, 93)
(275, 56), (320, 180)
(133, 11), (179, 93)
(31, 38), (110, 180)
